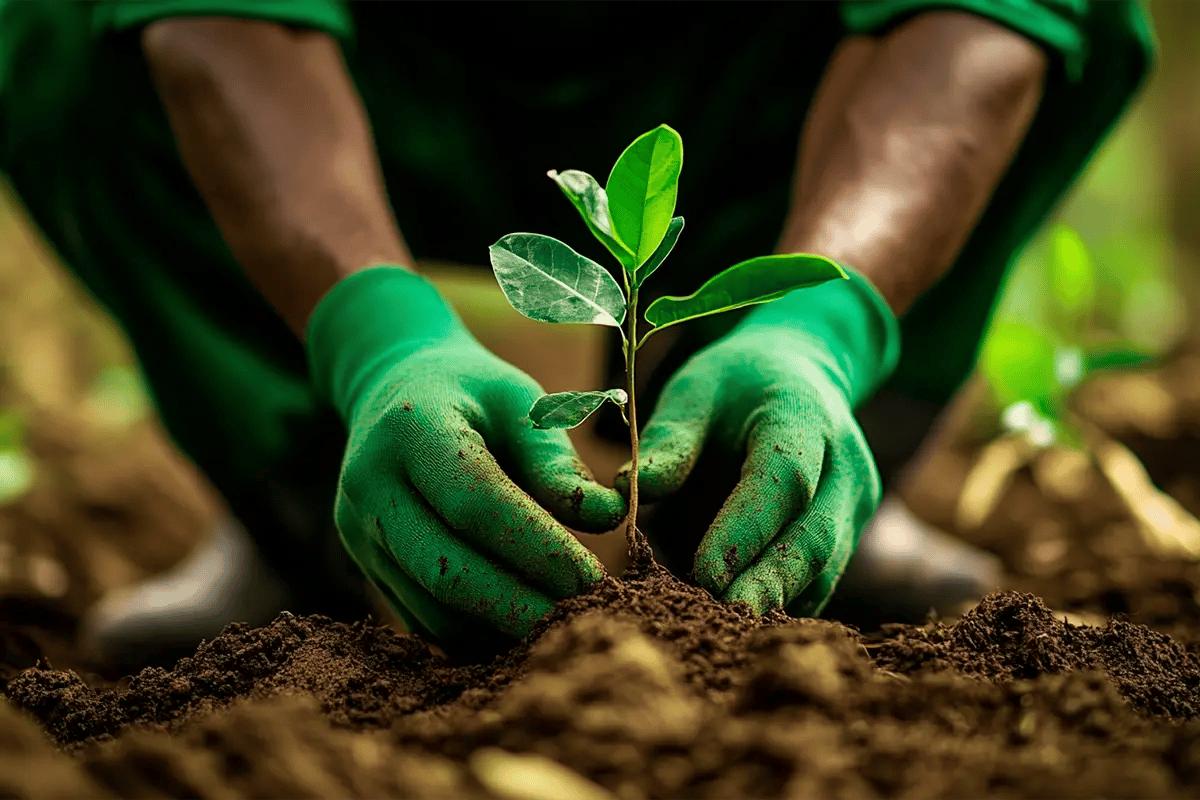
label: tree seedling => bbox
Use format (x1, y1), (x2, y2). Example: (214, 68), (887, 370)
(488, 124), (844, 553)
(0, 408), (35, 506)
(959, 225), (1200, 558)
(981, 225), (1152, 451)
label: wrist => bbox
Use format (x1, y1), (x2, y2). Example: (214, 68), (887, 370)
(734, 266), (900, 407)
(306, 266), (471, 423)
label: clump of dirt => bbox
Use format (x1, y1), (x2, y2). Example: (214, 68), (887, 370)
(5, 612), (460, 748)
(5, 559), (783, 750)
(82, 696), (489, 800)
(394, 590), (1200, 798)
(871, 591), (1200, 719)
(0, 699), (99, 798)
(534, 558), (792, 698)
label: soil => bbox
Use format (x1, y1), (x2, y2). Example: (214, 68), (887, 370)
(4, 368), (1200, 798)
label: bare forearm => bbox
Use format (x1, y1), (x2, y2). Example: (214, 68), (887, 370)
(778, 11), (1047, 315)
(142, 18), (412, 338)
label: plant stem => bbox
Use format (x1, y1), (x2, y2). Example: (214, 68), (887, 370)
(624, 287), (652, 566)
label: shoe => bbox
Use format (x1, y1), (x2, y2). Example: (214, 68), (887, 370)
(823, 493), (1004, 628)
(79, 515), (291, 675)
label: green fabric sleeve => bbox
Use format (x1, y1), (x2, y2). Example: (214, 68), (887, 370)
(841, 0), (1090, 81)
(93, 0), (353, 42)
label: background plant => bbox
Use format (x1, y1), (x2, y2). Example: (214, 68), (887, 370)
(980, 224), (1154, 449)
(962, 225), (1200, 557)
(488, 124), (843, 546)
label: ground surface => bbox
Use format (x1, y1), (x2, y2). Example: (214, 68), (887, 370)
(1, 359), (1200, 800)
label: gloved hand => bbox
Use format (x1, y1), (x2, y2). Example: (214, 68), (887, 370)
(620, 268), (900, 616)
(307, 267), (626, 644)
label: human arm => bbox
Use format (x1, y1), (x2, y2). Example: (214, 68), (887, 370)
(780, 10), (1047, 313)
(141, 17), (410, 337)
(627, 11), (1047, 614)
(141, 18), (625, 642)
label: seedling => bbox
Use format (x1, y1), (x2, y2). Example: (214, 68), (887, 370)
(488, 124), (844, 549)
(0, 408), (34, 506)
(960, 225), (1200, 557)
(981, 225), (1152, 451)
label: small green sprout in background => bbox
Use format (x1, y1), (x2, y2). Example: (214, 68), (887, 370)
(966, 225), (1200, 557)
(0, 408), (35, 506)
(981, 223), (1154, 450)
(488, 124), (844, 548)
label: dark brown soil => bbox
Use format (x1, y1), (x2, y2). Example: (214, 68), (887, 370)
(6, 563), (1200, 799)
(5, 369), (1200, 798)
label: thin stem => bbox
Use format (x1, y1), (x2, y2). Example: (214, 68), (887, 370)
(624, 287), (651, 565)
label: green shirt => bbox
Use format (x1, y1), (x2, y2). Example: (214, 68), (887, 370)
(0, 1), (1153, 492)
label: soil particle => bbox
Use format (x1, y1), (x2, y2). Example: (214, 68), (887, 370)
(723, 545), (739, 573)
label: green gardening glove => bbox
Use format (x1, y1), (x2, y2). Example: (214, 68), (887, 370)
(621, 268), (900, 616)
(307, 267), (626, 645)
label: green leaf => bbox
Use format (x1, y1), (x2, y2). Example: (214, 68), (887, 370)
(606, 124), (683, 270)
(980, 321), (1060, 413)
(634, 216), (684, 288)
(489, 233), (626, 327)
(0, 448), (35, 505)
(0, 409), (25, 451)
(1084, 345), (1154, 374)
(529, 389), (628, 430)
(547, 170), (635, 269)
(1050, 224), (1095, 317)
(642, 253), (845, 334)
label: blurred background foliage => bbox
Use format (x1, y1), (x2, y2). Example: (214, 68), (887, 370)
(0, 1), (1197, 508)
(977, 0), (1199, 447)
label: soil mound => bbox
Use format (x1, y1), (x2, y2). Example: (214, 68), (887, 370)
(8, 572), (1200, 798)
(871, 591), (1200, 719)
(6, 560), (784, 749)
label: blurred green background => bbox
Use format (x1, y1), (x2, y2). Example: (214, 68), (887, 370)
(992, 1), (1198, 356)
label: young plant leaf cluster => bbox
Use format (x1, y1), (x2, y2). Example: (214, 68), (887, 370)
(489, 124), (844, 430)
(966, 226), (1200, 558)
(488, 124), (844, 532)
(981, 224), (1154, 450)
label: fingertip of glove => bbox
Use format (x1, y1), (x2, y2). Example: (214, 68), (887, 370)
(560, 483), (627, 533)
(720, 582), (769, 616)
(578, 557), (608, 589)
(692, 555), (733, 599)
(612, 463), (632, 495)
(626, 441), (701, 499)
